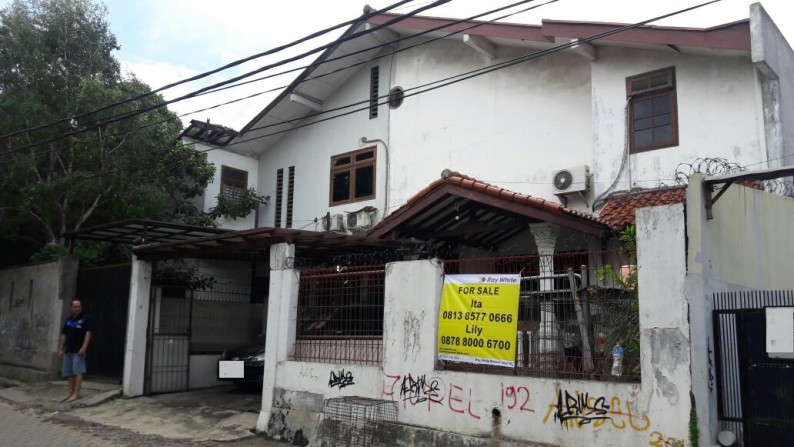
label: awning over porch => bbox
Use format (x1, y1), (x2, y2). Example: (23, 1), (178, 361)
(368, 170), (611, 248)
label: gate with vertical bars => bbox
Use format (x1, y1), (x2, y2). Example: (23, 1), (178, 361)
(713, 290), (794, 447)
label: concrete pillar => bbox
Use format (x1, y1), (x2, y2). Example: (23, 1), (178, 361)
(257, 243), (298, 433)
(382, 260), (444, 373)
(530, 224), (560, 354)
(122, 255), (153, 397)
(684, 173), (717, 447)
(636, 203), (690, 441)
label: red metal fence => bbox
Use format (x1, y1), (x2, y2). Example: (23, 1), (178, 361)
(290, 265), (386, 365)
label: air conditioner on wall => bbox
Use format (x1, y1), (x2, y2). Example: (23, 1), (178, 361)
(324, 213), (345, 232)
(552, 165), (591, 194)
(346, 209), (374, 231)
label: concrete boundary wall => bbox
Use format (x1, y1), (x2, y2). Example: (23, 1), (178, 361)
(0, 257), (78, 381)
(686, 174), (794, 446)
(260, 207), (693, 447)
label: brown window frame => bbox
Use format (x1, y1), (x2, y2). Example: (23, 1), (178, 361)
(220, 165), (248, 198)
(329, 147), (377, 206)
(626, 67), (678, 154)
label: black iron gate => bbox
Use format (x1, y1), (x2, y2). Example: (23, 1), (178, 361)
(145, 285), (193, 394)
(713, 291), (794, 447)
(75, 263), (131, 379)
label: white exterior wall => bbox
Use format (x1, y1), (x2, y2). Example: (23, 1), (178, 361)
(251, 39), (770, 228)
(256, 58), (392, 229)
(200, 144), (260, 231)
(592, 48), (763, 197)
(389, 41), (594, 213)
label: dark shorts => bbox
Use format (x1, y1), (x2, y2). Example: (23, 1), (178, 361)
(62, 353), (87, 377)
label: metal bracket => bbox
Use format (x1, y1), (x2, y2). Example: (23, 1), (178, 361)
(705, 180), (735, 220)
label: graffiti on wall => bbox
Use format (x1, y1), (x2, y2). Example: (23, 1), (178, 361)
(384, 373), (537, 420)
(380, 375), (683, 446)
(328, 369), (356, 389)
(543, 389), (651, 431)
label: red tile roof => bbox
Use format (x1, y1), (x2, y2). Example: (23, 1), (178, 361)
(598, 187), (686, 228)
(370, 170), (609, 237)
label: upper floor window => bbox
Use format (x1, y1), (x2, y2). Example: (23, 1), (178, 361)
(330, 147), (376, 206)
(221, 165), (248, 199)
(627, 67), (677, 153)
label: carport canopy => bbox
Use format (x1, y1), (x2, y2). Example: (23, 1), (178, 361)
(131, 226), (406, 261)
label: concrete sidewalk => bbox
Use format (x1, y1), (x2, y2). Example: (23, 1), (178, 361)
(0, 377), (265, 444)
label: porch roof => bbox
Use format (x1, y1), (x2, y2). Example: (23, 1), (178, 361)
(131, 225), (405, 261)
(368, 170), (611, 248)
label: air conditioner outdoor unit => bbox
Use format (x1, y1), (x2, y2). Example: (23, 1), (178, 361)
(552, 165), (590, 194)
(325, 213), (345, 232)
(346, 210), (374, 230)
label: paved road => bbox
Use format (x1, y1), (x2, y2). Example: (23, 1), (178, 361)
(0, 400), (287, 447)
(0, 401), (125, 447)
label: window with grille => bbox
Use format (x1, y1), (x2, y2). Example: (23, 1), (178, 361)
(627, 67), (677, 153)
(220, 166), (248, 199)
(369, 66), (379, 119)
(330, 147), (376, 206)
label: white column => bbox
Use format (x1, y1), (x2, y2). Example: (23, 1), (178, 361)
(257, 243), (298, 433)
(530, 224), (560, 355)
(122, 255), (153, 397)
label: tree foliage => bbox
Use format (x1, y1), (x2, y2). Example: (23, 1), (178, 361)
(0, 0), (216, 262)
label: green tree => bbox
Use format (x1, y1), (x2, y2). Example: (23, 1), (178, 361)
(0, 0), (215, 262)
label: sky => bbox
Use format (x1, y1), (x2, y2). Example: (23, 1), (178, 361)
(5, 0), (794, 130)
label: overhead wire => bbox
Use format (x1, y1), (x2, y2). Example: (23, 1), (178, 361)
(1, 0), (552, 162)
(225, 0), (723, 145)
(0, 0), (418, 142)
(0, 0), (546, 159)
(0, 0), (453, 154)
(5, 1), (725, 201)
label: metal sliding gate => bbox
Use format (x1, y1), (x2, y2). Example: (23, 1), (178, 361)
(145, 286), (193, 394)
(713, 291), (794, 447)
(75, 263), (131, 379)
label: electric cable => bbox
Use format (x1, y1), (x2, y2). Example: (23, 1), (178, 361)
(0, 0), (544, 159)
(0, 0), (418, 142)
(0, 0), (453, 154)
(1, 0), (551, 161)
(4, 0), (724, 205)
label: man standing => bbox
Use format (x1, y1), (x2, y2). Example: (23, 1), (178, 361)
(58, 299), (91, 402)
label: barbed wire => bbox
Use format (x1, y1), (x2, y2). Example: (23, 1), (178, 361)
(673, 157), (794, 197)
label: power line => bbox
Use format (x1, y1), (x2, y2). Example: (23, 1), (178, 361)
(225, 0), (723, 147)
(5, 1), (725, 196)
(0, 0), (452, 154)
(0, 0), (417, 142)
(2, 0), (551, 161)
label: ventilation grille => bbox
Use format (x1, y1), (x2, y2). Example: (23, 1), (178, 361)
(275, 168), (284, 228)
(286, 166), (295, 228)
(388, 86), (404, 109)
(369, 66), (379, 119)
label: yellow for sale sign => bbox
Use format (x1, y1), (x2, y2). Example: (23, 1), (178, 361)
(437, 274), (520, 367)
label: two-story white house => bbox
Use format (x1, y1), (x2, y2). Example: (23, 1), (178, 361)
(226, 4), (792, 235)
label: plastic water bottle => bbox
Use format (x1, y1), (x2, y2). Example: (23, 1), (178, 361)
(611, 343), (624, 377)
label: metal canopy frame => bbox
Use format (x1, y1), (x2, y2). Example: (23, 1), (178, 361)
(64, 219), (231, 246)
(703, 166), (794, 219)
